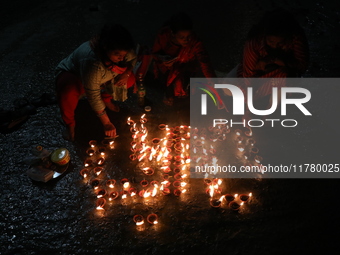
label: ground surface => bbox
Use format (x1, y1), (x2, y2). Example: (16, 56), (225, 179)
(1, 0), (340, 254)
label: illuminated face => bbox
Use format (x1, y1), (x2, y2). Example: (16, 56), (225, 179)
(173, 30), (192, 47)
(265, 35), (285, 49)
(106, 50), (128, 65)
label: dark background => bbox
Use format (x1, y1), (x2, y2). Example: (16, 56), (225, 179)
(1, 0), (340, 254)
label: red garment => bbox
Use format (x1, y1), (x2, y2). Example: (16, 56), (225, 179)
(238, 34), (309, 98)
(152, 27), (215, 97)
(56, 71), (134, 127)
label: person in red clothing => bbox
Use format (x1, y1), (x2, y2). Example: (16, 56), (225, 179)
(55, 23), (136, 141)
(152, 12), (216, 106)
(236, 9), (309, 99)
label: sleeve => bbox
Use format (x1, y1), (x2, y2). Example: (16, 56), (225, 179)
(241, 38), (261, 77)
(82, 61), (106, 112)
(193, 41), (216, 78)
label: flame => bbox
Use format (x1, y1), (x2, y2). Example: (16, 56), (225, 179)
(131, 192), (136, 197)
(141, 114), (145, 119)
(249, 192), (252, 197)
(96, 206), (104, 210)
(196, 157), (201, 163)
(203, 148), (207, 155)
(180, 182), (187, 187)
(217, 179), (222, 185)
(240, 202), (244, 206)
(219, 195), (224, 202)
(138, 153), (146, 161)
(122, 194), (127, 199)
(83, 174), (87, 178)
(143, 190), (151, 198)
(182, 174), (187, 178)
(209, 185), (214, 197)
(123, 182), (130, 189)
(136, 220), (144, 226)
(182, 189), (187, 193)
(153, 220), (158, 224)
(234, 194), (238, 198)
(151, 187), (158, 197)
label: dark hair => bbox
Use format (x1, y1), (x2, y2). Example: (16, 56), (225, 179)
(164, 12), (193, 34)
(90, 23), (135, 59)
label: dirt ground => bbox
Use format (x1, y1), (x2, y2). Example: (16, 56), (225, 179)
(1, 0), (340, 254)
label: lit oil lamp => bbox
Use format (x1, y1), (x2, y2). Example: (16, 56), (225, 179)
(210, 196), (224, 208)
(108, 140), (115, 149)
(247, 138), (256, 146)
(106, 179), (116, 188)
(121, 190), (129, 200)
(84, 159), (93, 168)
(140, 114), (147, 124)
(147, 214), (159, 225)
(96, 157), (105, 166)
(142, 167), (154, 175)
(93, 166), (103, 176)
(108, 191), (119, 201)
(161, 188), (171, 196)
(235, 136), (243, 144)
(86, 148), (95, 157)
(98, 147), (106, 157)
(96, 188), (107, 198)
(254, 155), (263, 164)
(127, 117), (134, 126)
(80, 168), (89, 179)
(235, 129), (242, 136)
(121, 179), (130, 190)
(237, 144), (245, 152)
(239, 193), (252, 203)
(96, 198), (106, 210)
(89, 140), (97, 148)
(91, 179), (100, 190)
(133, 215), (144, 226)
(129, 187), (137, 197)
(244, 126), (252, 136)
(161, 166), (171, 173)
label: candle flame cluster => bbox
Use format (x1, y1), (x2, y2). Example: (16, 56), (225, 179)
(128, 115), (190, 197)
(80, 117), (259, 228)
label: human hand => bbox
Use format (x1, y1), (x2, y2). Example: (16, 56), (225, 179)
(103, 122), (117, 138)
(115, 74), (129, 87)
